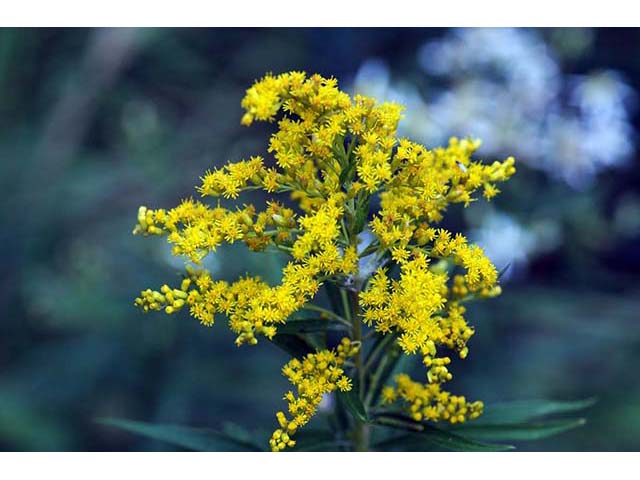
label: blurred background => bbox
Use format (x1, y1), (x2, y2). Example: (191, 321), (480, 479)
(0, 27), (638, 451)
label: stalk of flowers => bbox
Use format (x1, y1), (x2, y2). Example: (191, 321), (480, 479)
(133, 71), (516, 451)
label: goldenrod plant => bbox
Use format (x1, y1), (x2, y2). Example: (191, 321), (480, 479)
(109, 72), (592, 452)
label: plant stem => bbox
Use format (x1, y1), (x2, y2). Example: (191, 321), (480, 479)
(301, 303), (351, 328)
(363, 332), (396, 374)
(340, 288), (352, 323)
(348, 288), (369, 452)
(364, 345), (396, 408)
(350, 290), (364, 397)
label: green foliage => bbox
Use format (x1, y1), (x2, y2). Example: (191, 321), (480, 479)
(337, 390), (370, 424)
(274, 317), (347, 335)
(450, 399), (594, 442)
(452, 418), (587, 442)
(100, 398), (593, 451)
(473, 398), (596, 424)
(289, 430), (346, 452)
(98, 418), (265, 452)
(374, 428), (514, 452)
(269, 333), (318, 359)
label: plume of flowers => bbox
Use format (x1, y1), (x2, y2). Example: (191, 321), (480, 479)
(133, 71), (515, 451)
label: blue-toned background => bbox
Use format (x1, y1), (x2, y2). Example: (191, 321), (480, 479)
(0, 28), (638, 451)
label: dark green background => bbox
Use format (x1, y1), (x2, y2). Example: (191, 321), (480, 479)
(0, 28), (638, 451)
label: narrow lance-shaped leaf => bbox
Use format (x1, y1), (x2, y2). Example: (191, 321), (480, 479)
(374, 423), (514, 452)
(324, 281), (345, 319)
(289, 429), (346, 452)
(97, 418), (264, 451)
(269, 333), (317, 359)
(475, 398), (596, 424)
(275, 317), (348, 335)
(446, 398), (594, 443)
(498, 262), (512, 280)
(337, 389), (370, 423)
(450, 418), (587, 442)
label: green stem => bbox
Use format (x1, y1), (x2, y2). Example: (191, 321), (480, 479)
(374, 415), (425, 432)
(301, 303), (351, 328)
(350, 290), (364, 398)
(348, 288), (369, 452)
(364, 346), (396, 408)
(340, 288), (352, 323)
(362, 330), (377, 342)
(340, 219), (350, 245)
(363, 333), (396, 374)
(346, 136), (358, 162)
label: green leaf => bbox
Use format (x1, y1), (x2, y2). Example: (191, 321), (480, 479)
(353, 194), (370, 235)
(374, 413), (426, 432)
(476, 398), (596, 424)
(374, 424), (514, 452)
(498, 262), (512, 279)
(324, 282), (344, 318)
(329, 392), (351, 435)
(444, 399), (594, 443)
(339, 159), (357, 185)
(276, 317), (345, 335)
(337, 390), (370, 423)
(290, 429), (346, 451)
(97, 418), (264, 451)
(220, 422), (265, 448)
(451, 418), (587, 441)
(269, 333), (316, 359)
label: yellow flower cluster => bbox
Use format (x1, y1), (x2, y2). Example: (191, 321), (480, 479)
(134, 201), (357, 347)
(270, 338), (359, 451)
(360, 252), (448, 354)
(135, 264), (325, 346)
(430, 228), (502, 296)
(381, 374), (483, 423)
(198, 155), (266, 198)
(359, 235), (497, 420)
(370, 137), (515, 252)
(133, 201), (256, 263)
(133, 71), (516, 449)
